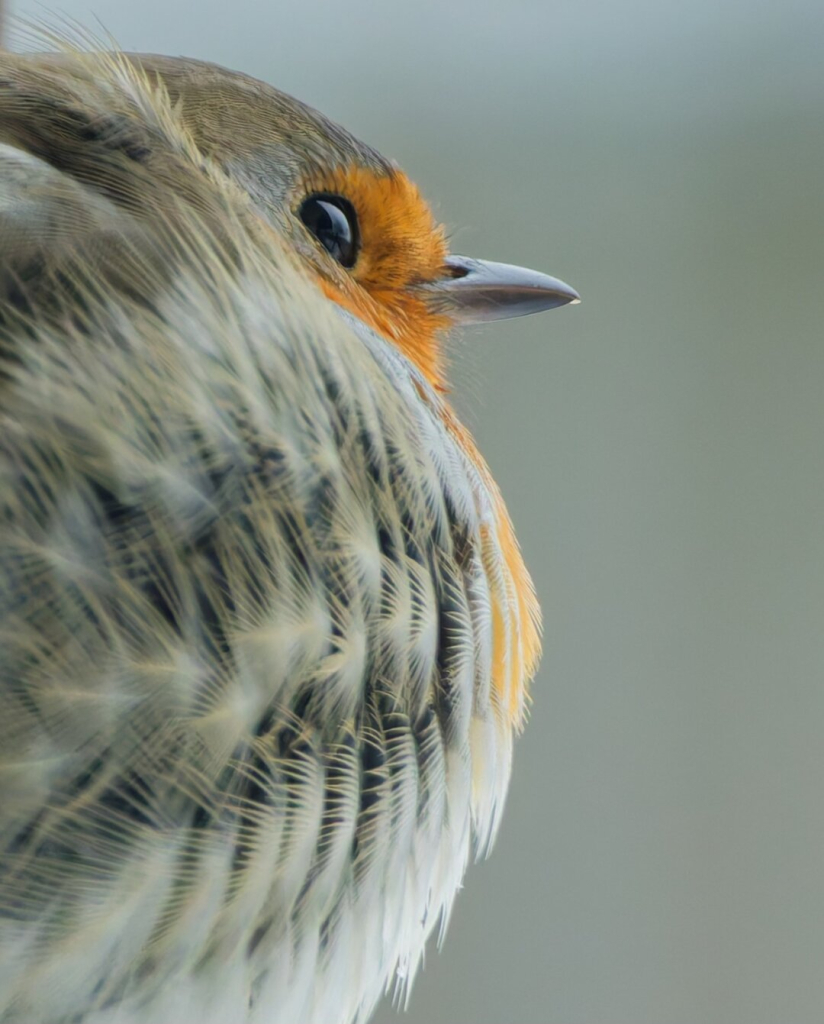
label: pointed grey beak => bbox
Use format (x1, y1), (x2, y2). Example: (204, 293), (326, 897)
(424, 254), (580, 325)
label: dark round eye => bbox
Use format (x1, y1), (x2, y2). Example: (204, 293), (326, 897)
(299, 193), (359, 269)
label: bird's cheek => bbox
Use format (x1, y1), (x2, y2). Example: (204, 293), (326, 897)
(318, 279), (450, 391)
(318, 277), (388, 339)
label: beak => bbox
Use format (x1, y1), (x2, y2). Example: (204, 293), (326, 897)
(424, 254), (580, 325)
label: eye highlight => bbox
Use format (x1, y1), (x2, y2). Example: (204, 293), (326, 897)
(299, 193), (359, 269)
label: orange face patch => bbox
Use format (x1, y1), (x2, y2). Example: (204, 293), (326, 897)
(298, 165), (452, 389)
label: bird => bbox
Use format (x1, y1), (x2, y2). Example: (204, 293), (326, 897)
(0, 41), (578, 1024)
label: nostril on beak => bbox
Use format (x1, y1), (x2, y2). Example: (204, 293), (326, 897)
(444, 261), (470, 280)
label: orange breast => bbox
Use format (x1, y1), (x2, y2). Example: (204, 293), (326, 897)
(443, 408), (541, 728)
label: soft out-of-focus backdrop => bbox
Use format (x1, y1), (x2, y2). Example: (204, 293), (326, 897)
(10, 2), (824, 1021)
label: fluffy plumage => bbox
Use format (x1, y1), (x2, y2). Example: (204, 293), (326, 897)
(0, 44), (540, 1024)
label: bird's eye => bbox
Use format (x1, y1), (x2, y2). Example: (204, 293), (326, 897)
(299, 194), (359, 269)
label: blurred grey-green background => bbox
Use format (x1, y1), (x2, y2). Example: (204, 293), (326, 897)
(10, 1), (824, 1021)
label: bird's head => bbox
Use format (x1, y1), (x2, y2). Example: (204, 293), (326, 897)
(135, 56), (578, 391)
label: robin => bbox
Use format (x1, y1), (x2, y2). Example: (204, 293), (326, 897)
(0, 44), (578, 1024)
